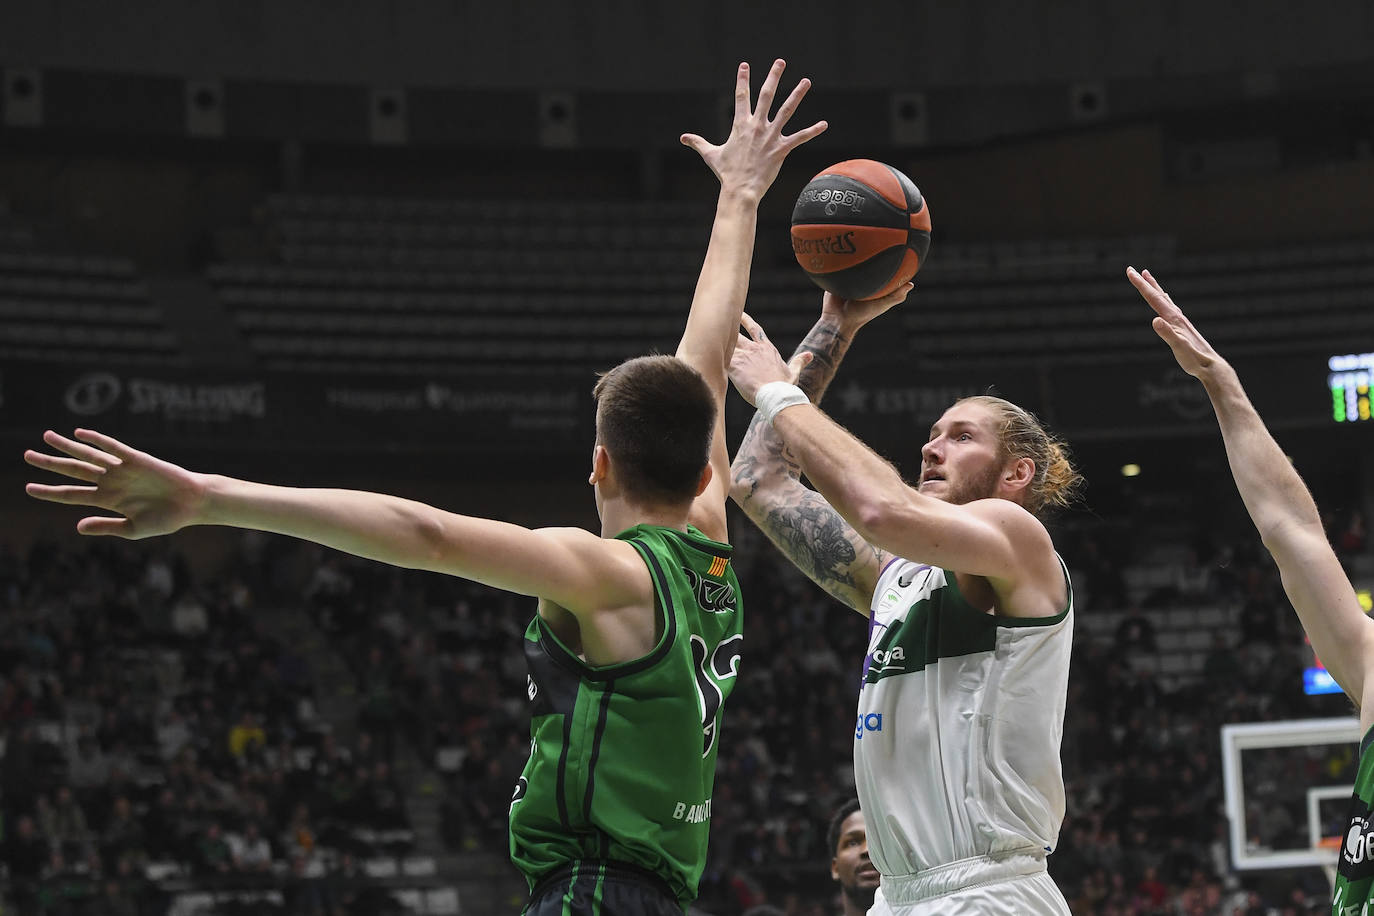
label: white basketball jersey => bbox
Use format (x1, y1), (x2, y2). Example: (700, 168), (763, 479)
(854, 557), (1073, 878)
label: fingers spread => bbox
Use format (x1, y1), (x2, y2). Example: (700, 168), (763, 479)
(24, 450), (106, 483)
(680, 133), (711, 156)
(739, 312), (766, 339)
(43, 430), (121, 468)
(77, 516), (133, 538)
(73, 428), (136, 459)
(782, 119), (828, 149)
(1127, 267), (1177, 319)
(733, 62), (751, 121)
(25, 482), (101, 506)
(771, 76), (811, 127)
(1126, 266), (1152, 295)
(754, 58), (786, 120)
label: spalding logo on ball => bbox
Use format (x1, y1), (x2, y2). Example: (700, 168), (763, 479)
(791, 159), (932, 301)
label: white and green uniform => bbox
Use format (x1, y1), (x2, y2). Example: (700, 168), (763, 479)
(1332, 727), (1374, 914)
(856, 557), (1073, 915)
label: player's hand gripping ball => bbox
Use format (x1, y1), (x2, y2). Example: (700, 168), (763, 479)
(791, 159), (932, 301)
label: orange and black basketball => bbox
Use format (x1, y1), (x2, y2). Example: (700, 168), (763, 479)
(790, 159), (932, 301)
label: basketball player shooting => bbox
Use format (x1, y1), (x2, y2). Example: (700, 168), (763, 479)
(24, 60), (827, 916)
(728, 295), (1082, 915)
(1127, 266), (1374, 912)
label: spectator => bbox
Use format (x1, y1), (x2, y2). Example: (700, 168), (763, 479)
(170, 589), (209, 641)
(143, 787), (186, 861)
(98, 877), (141, 916)
(228, 820), (274, 874)
(1113, 606), (1157, 654)
(363, 761), (408, 830)
(1137, 863), (1168, 909)
(3, 814), (51, 907)
(101, 794), (147, 868)
(67, 733), (111, 800)
(281, 802), (317, 863)
(1, 723), (45, 803)
(195, 821), (232, 876)
(227, 710), (267, 760)
(50, 785), (94, 860)
(157, 705), (193, 760)
(285, 852), (332, 916)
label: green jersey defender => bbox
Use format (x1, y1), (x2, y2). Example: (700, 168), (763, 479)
(1333, 729), (1374, 914)
(511, 524), (744, 911)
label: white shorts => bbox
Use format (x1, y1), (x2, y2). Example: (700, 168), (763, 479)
(867, 852), (1070, 916)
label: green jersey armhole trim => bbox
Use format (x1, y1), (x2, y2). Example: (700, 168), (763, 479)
(941, 553), (1072, 629)
(534, 538), (677, 682)
(1362, 722), (1374, 757)
(991, 553), (1073, 628)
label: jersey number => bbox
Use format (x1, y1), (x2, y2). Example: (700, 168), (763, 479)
(691, 633), (742, 758)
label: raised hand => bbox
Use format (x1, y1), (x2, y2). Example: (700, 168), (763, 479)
(680, 59), (827, 200)
(819, 283), (914, 331)
(1127, 266), (1226, 380)
(730, 313), (810, 407)
(24, 429), (205, 538)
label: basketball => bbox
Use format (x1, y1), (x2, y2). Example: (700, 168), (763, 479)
(790, 159), (932, 301)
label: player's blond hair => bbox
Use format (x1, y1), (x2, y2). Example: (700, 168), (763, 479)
(955, 395), (1083, 517)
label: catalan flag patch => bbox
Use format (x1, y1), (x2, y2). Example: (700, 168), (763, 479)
(707, 556), (729, 578)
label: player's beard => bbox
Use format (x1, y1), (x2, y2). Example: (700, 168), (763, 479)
(843, 881), (878, 911)
(942, 461), (1003, 506)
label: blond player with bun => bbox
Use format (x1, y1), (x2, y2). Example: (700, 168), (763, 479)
(729, 290), (1082, 915)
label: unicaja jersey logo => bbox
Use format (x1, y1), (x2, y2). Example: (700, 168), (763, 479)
(855, 712), (883, 740)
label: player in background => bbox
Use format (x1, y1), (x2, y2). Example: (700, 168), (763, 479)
(1126, 266), (1374, 914)
(24, 60), (827, 916)
(827, 798), (879, 916)
(728, 291), (1082, 915)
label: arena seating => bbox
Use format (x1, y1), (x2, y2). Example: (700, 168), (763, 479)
(4, 187), (1365, 913)
(0, 204), (181, 366)
(202, 192), (1374, 379)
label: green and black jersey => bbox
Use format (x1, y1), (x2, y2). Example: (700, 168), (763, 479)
(1333, 726), (1374, 913)
(510, 523), (743, 911)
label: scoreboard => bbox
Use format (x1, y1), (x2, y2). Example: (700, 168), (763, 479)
(1330, 353), (1373, 423)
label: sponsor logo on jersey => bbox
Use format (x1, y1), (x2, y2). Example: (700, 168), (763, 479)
(1340, 806), (1374, 882)
(855, 712), (883, 739)
(876, 589), (902, 612)
(672, 798), (711, 823)
(869, 646), (906, 673)
(684, 567), (737, 615)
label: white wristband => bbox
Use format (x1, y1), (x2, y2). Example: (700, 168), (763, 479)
(756, 381), (809, 425)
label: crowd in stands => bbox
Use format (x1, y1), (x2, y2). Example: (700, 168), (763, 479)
(1, 495), (1368, 914)
(0, 538), (412, 915)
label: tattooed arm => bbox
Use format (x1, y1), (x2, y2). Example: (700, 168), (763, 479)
(729, 288), (909, 615)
